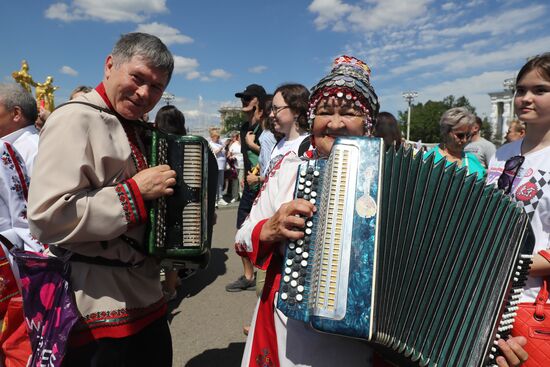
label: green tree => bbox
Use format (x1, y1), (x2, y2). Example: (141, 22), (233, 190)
(221, 111), (245, 135)
(398, 95), (476, 143)
(481, 116), (494, 142)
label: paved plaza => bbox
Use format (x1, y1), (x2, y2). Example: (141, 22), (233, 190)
(169, 206), (257, 367)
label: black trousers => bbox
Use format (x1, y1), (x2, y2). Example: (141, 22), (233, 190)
(62, 315), (172, 367)
(236, 183), (259, 229)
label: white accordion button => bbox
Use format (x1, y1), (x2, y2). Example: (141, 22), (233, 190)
(314, 170), (320, 177)
(296, 247), (303, 254)
(284, 275), (291, 283)
(311, 191), (317, 198)
(297, 239), (304, 246)
(290, 280), (298, 287)
(305, 181), (312, 187)
(297, 285), (305, 292)
(304, 188), (311, 194)
(310, 199), (316, 205)
(306, 221), (313, 227)
(302, 252), (309, 259)
(296, 294), (303, 302)
(292, 271), (299, 279)
(281, 293), (288, 300)
(298, 184), (305, 191)
(289, 242), (296, 249)
(301, 260), (308, 267)
(285, 267), (292, 275)
(305, 228), (312, 235)
(299, 177), (305, 184)
(286, 259), (293, 266)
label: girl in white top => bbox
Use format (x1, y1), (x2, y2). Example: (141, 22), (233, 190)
(486, 53), (550, 365)
(267, 84), (310, 175)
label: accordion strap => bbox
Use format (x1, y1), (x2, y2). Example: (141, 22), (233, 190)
(0, 234), (14, 251)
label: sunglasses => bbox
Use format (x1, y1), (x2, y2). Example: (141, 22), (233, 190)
(452, 131), (472, 140)
(497, 155), (525, 195)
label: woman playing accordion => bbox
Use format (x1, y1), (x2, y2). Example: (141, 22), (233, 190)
(234, 56), (528, 367)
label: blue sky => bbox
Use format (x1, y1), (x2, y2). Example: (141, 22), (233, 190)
(1, 0), (549, 132)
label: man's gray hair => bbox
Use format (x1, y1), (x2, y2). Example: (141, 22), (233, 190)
(111, 32), (174, 84)
(0, 83), (38, 124)
(440, 107), (476, 137)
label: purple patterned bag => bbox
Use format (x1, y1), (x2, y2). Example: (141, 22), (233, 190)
(14, 250), (79, 367)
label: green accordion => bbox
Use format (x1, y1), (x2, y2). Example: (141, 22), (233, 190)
(146, 129), (217, 268)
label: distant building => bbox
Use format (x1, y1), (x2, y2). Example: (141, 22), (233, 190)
(219, 106), (241, 122)
(488, 89), (514, 143)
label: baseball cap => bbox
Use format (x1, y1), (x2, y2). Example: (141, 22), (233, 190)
(235, 84), (267, 99)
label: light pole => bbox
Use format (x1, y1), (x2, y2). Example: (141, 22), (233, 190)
(402, 91), (418, 142)
(162, 92), (175, 105)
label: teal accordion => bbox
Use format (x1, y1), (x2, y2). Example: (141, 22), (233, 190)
(146, 129), (217, 268)
(276, 137), (534, 367)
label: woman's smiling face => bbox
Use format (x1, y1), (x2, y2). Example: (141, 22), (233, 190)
(312, 96), (366, 157)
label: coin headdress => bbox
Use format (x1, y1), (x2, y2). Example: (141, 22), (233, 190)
(308, 55), (379, 134)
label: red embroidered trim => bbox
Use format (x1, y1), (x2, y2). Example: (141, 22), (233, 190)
(115, 182), (136, 224)
(115, 180), (148, 227)
(539, 250), (550, 263)
(70, 298), (167, 347)
(122, 124), (148, 172)
(95, 83), (114, 110)
(95, 82), (148, 173)
(126, 178), (147, 223)
(4, 142), (28, 200)
(252, 152), (292, 207)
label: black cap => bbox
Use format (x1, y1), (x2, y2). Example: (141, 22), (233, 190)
(235, 84), (267, 99)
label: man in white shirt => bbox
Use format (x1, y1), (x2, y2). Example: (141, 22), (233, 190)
(0, 83), (40, 175)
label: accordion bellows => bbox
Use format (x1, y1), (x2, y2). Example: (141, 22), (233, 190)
(277, 137), (534, 367)
(146, 130), (217, 268)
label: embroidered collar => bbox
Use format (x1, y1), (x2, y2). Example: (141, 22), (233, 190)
(95, 82), (114, 111)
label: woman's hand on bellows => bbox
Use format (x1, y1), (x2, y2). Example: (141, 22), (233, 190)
(496, 336), (528, 367)
(259, 199), (316, 243)
(133, 164), (177, 200)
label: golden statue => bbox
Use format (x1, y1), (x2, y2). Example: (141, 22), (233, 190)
(12, 60), (35, 94)
(35, 76), (59, 112)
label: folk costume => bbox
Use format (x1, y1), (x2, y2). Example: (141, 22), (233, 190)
(0, 140), (41, 252)
(235, 56), (385, 367)
(27, 85), (167, 348)
(2, 125), (39, 176)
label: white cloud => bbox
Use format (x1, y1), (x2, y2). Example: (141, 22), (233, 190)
(441, 2), (458, 11)
(423, 4), (546, 38)
(391, 35), (550, 76)
(420, 70), (516, 117)
(210, 69), (232, 79)
(308, 0), (355, 31)
(45, 0), (167, 23)
(135, 23), (193, 45)
(45, 3), (85, 21)
(248, 65), (268, 74)
(173, 55), (200, 80)
(308, 0), (432, 32)
(59, 65), (78, 76)
(186, 71), (201, 80)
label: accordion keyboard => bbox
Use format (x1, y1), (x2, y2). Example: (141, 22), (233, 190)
(311, 145), (358, 320)
(155, 138), (168, 247)
(181, 144), (203, 246)
(279, 163), (320, 305)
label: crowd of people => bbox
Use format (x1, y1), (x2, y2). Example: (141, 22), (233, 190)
(0, 30), (547, 367)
